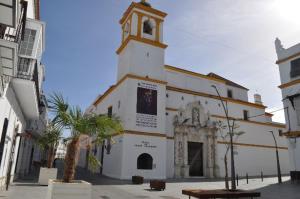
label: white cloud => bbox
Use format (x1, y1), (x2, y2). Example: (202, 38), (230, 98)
(162, 0), (300, 112)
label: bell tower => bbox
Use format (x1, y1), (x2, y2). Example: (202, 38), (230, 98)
(116, 0), (168, 81)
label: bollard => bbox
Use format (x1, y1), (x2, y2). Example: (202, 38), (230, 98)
(261, 171), (264, 182)
(236, 174), (239, 186)
(246, 173), (249, 184)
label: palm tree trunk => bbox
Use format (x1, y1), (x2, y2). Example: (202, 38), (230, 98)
(224, 155), (229, 190)
(63, 137), (80, 183)
(47, 147), (55, 168)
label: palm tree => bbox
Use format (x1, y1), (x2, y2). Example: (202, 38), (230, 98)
(48, 93), (123, 183)
(38, 123), (62, 168)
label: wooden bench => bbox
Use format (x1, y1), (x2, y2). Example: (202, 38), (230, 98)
(182, 189), (260, 199)
(150, 180), (166, 191)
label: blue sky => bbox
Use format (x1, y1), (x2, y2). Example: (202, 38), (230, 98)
(40, 0), (300, 123)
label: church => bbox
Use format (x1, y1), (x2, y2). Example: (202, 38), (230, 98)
(80, 0), (290, 179)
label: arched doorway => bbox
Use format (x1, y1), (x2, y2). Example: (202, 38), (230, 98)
(137, 153), (153, 170)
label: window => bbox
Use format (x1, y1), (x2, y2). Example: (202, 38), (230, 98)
(17, 57), (30, 73)
(107, 106), (112, 118)
(0, 118), (9, 167)
(294, 96), (300, 125)
(143, 20), (153, 35)
(290, 58), (300, 78)
(227, 89), (233, 98)
(137, 153), (153, 170)
(19, 29), (36, 56)
(243, 110), (249, 120)
(278, 129), (283, 136)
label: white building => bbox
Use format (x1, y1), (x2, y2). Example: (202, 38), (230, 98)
(55, 140), (66, 160)
(275, 38), (300, 179)
(82, 1), (290, 179)
(0, 0), (47, 189)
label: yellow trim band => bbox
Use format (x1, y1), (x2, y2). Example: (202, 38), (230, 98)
(218, 141), (288, 150)
(276, 52), (300, 64)
(278, 79), (300, 89)
(93, 74), (167, 106)
(211, 115), (285, 128)
(166, 86), (267, 109)
(116, 35), (168, 55)
(165, 65), (226, 84)
(165, 108), (285, 128)
(282, 131), (300, 137)
(120, 2), (167, 25)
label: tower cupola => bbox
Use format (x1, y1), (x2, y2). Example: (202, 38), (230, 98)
(116, 1), (168, 81)
(117, 1), (167, 55)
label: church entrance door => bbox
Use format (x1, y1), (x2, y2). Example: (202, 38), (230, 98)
(188, 142), (203, 177)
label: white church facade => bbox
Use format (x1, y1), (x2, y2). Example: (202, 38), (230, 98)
(80, 1), (290, 179)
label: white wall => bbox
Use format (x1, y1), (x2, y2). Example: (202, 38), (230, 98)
(165, 70), (249, 102)
(121, 134), (167, 179)
(117, 41), (166, 82)
(103, 135), (123, 179)
(215, 117), (290, 177)
(287, 137), (300, 171)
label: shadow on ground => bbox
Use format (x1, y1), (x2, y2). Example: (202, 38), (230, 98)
(253, 180), (300, 199)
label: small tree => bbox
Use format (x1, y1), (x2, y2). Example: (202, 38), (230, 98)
(49, 93), (123, 183)
(215, 120), (244, 190)
(38, 123), (62, 168)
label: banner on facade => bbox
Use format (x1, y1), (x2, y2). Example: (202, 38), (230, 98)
(136, 82), (157, 128)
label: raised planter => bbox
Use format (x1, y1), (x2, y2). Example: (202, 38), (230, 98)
(150, 180), (166, 191)
(46, 179), (92, 199)
(132, 176), (144, 184)
(38, 168), (58, 185)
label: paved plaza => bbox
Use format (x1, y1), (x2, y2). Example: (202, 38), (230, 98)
(0, 167), (299, 199)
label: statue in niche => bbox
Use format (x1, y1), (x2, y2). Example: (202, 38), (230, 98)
(192, 107), (200, 126)
(178, 141), (183, 161)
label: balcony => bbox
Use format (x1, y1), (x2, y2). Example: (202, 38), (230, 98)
(11, 61), (40, 120)
(0, 0), (27, 95)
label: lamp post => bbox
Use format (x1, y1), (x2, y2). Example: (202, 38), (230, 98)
(211, 85), (236, 190)
(269, 131), (282, 183)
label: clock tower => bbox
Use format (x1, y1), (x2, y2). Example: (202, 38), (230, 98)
(116, 0), (168, 81)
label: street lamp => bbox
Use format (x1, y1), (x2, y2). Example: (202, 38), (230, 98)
(269, 131), (282, 183)
(211, 85), (236, 190)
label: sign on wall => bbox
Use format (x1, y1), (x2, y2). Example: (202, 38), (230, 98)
(136, 82), (157, 128)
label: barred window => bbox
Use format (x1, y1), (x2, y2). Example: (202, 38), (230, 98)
(290, 58), (300, 78)
(227, 89), (233, 98)
(243, 110), (249, 120)
(18, 57), (30, 72)
(19, 29), (36, 56)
